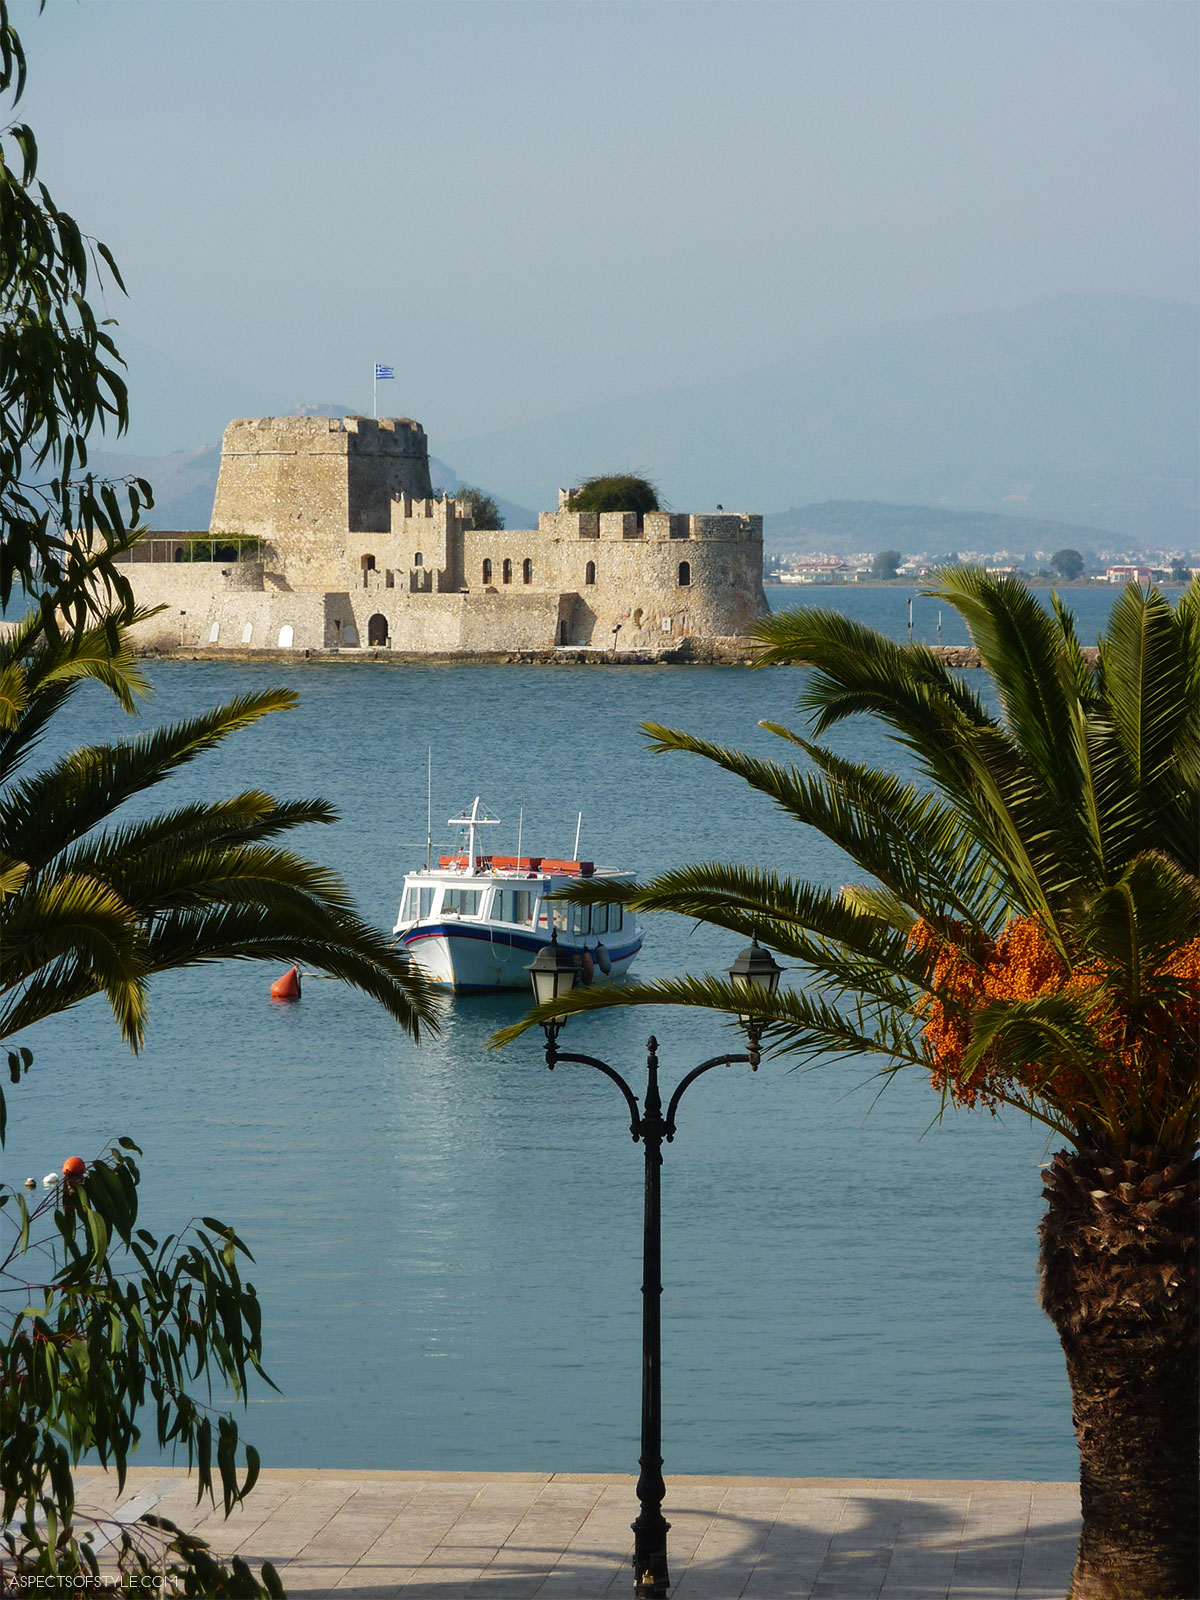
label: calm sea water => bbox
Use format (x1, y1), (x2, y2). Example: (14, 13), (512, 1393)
(5, 587), (1131, 1481)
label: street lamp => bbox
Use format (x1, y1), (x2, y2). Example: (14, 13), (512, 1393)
(525, 935), (783, 1597)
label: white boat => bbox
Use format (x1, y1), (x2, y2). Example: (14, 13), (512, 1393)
(393, 798), (644, 992)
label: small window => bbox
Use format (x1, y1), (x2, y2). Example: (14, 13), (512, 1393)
(595, 904), (609, 935)
(386, 570), (395, 588)
(482, 558), (493, 584)
(678, 560), (691, 586)
(402, 885), (437, 920)
(502, 558), (512, 585)
(414, 552), (423, 567)
(522, 558), (533, 584)
(241, 621), (253, 644)
(585, 561), (596, 586)
(612, 906), (623, 933)
(361, 554), (376, 570)
(444, 888), (482, 917)
(208, 621), (220, 644)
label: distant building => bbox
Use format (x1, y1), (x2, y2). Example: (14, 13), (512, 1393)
(1105, 565), (1152, 586)
(114, 416), (768, 654)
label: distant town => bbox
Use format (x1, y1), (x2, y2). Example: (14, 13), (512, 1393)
(766, 547), (1197, 586)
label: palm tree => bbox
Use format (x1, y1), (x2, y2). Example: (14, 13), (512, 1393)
(497, 572), (1199, 1600)
(0, 603), (440, 1047)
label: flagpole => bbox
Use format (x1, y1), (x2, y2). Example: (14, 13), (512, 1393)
(373, 362), (377, 420)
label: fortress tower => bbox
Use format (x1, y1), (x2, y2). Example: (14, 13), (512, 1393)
(209, 415), (433, 591)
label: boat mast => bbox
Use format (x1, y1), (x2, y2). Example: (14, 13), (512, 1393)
(426, 749), (432, 872)
(573, 811), (583, 860)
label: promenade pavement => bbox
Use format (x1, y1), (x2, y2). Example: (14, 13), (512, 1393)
(70, 1467), (1080, 1600)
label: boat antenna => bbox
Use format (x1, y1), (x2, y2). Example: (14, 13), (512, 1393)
(516, 806), (524, 865)
(426, 749), (432, 872)
(573, 810), (582, 860)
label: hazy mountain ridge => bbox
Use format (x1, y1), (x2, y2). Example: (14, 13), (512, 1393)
(443, 295), (1198, 541)
(765, 501), (1132, 559)
(88, 404), (536, 533)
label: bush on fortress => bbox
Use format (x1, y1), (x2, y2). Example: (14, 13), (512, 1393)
(567, 474), (661, 515)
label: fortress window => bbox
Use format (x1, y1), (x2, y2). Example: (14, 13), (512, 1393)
(482, 559), (493, 584)
(502, 559), (512, 585)
(522, 558), (533, 584)
(414, 552), (423, 566)
(361, 554), (376, 570)
(585, 561), (596, 586)
(678, 560), (691, 586)
(386, 570), (395, 588)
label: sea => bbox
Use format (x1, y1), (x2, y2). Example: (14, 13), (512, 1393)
(4, 586), (1134, 1482)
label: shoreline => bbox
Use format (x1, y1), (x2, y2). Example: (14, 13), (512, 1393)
(136, 642), (1097, 669)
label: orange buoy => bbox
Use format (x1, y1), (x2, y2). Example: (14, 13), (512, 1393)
(270, 965), (302, 1000)
(61, 1156), (86, 1180)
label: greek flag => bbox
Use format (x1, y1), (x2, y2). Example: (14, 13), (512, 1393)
(375, 363), (394, 380)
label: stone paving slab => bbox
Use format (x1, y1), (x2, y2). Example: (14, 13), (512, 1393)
(70, 1468), (1080, 1600)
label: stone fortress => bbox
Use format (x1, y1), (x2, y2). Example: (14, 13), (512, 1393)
(117, 415), (768, 656)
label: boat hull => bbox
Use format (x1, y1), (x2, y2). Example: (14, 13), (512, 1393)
(399, 922), (643, 993)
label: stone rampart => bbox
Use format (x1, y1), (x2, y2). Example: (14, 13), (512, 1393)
(115, 414), (768, 657)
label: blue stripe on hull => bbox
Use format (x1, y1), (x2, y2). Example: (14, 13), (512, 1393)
(399, 922), (643, 990)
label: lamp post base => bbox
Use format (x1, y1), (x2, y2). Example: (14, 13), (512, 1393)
(632, 1519), (671, 1598)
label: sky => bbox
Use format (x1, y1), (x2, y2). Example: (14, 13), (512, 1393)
(13, 0), (1199, 459)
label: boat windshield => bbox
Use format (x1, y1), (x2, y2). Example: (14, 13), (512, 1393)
(443, 887), (483, 917)
(400, 884), (438, 921)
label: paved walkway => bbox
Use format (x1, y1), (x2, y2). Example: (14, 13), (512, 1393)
(70, 1468), (1080, 1599)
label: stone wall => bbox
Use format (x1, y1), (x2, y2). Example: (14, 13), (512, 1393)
(116, 413), (768, 657)
(209, 416), (432, 592)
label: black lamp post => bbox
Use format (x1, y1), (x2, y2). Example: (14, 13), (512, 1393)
(526, 933), (783, 1597)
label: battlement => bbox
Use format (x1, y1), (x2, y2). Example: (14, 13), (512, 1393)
(219, 415), (428, 459)
(537, 508), (761, 544)
(389, 494), (471, 528)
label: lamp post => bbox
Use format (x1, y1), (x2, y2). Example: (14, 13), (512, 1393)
(526, 933), (783, 1597)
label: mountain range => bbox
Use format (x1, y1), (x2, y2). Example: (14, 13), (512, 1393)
(91, 295), (1197, 547)
(441, 295), (1197, 542)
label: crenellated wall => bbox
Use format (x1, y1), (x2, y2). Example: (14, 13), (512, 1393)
(118, 414), (767, 655)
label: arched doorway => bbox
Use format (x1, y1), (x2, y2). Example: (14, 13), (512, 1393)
(368, 613), (389, 646)
(278, 624), (294, 648)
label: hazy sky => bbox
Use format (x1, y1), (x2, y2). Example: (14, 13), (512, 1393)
(16, 0), (1198, 454)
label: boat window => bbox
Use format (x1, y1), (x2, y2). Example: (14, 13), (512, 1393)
(496, 889), (534, 925)
(612, 906), (623, 932)
(402, 885), (437, 920)
(552, 903), (569, 933)
(594, 904), (609, 935)
(444, 887), (482, 917)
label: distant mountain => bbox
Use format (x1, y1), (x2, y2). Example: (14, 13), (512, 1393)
(443, 295), (1199, 543)
(88, 404), (536, 533)
(764, 501), (1134, 560)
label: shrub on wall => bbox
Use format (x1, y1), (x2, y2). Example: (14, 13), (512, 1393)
(567, 475), (661, 515)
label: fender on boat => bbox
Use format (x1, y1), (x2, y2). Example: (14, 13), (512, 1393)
(595, 942), (612, 974)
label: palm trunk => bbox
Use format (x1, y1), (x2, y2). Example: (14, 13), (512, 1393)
(1039, 1145), (1199, 1600)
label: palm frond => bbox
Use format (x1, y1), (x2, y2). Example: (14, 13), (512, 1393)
(1, 690), (301, 868)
